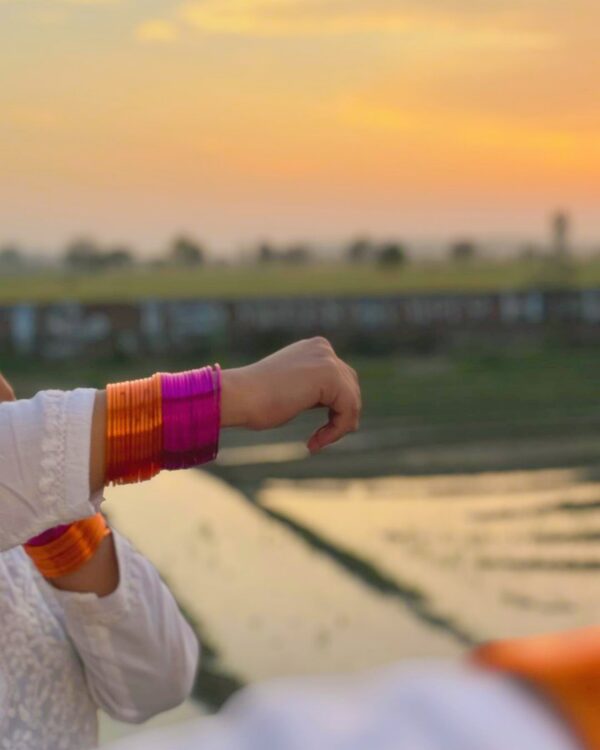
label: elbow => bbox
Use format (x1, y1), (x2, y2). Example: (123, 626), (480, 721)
(113, 679), (195, 725)
(142, 635), (199, 720)
(97, 630), (200, 724)
(123, 668), (198, 725)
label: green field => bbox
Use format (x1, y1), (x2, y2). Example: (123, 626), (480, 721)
(6, 345), (600, 468)
(2, 257), (599, 303)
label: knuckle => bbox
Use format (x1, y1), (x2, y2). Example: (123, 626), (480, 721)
(312, 335), (331, 351)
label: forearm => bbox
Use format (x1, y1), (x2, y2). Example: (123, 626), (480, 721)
(88, 370), (246, 495)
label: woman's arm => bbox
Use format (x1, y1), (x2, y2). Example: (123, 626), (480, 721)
(0, 337), (360, 551)
(88, 338), (361, 493)
(0, 338), (359, 719)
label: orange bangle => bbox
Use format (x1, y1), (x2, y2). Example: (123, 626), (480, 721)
(24, 513), (110, 579)
(106, 375), (163, 485)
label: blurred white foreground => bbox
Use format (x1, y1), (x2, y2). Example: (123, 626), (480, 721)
(104, 661), (575, 750)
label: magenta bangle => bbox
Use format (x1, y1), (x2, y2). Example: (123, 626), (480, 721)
(160, 364), (222, 470)
(26, 524), (72, 547)
(212, 363), (222, 458)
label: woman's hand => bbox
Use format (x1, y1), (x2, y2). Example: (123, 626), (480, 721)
(221, 337), (362, 453)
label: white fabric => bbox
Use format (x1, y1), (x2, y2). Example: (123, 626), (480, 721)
(106, 662), (579, 750)
(0, 389), (101, 550)
(0, 389), (199, 749)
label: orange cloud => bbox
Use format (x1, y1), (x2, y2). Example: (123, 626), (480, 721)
(135, 19), (179, 43)
(179, 0), (557, 45)
(2, 0), (600, 246)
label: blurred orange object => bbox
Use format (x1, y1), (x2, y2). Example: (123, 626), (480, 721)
(473, 627), (600, 750)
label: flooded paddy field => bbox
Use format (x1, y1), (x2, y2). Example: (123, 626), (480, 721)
(259, 468), (600, 643)
(104, 471), (462, 696)
(104, 452), (600, 715)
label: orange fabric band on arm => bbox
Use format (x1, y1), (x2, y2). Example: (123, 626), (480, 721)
(24, 513), (110, 579)
(472, 627), (600, 750)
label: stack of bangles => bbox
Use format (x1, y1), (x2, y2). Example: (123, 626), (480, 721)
(24, 364), (222, 579)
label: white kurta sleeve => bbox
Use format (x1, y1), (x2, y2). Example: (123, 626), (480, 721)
(37, 529), (200, 724)
(0, 388), (100, 550)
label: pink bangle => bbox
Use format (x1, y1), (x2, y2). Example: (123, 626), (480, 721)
(27, 524), (72, 547)
(160, 364), (221, 470)
(212, 363), (222, 458)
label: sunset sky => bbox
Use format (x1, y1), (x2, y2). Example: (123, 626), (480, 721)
(1, 0), (599, 255)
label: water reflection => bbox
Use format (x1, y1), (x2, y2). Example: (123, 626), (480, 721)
(259, 467), (600, 643)
(104, 465), (600, 713)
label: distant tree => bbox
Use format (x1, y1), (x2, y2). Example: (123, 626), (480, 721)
(284, 244), (312, 265)
(104, 246), (135, 269)
(148, 258), (168, 269)
(551, 210), (570, 257)
(377, 242), (407, 268)
(0, 245), (24, 270)
(64, 238), (104, 272)
(519, 243), (541, 262)
(169, 236), (205, 266)
(257, 242), (276, 263)
(449, 240), (477, 263)
(346, 237), (372, 263)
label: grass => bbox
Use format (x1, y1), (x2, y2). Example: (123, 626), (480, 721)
(355, 346), (600, 425)
(6, 343), (600, 438)
(3, 257), (600, 303)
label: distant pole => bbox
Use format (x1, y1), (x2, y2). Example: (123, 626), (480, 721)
(551, 211), (569, 258)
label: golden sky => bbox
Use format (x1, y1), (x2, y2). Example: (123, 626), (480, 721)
(1, 0), (599, 253)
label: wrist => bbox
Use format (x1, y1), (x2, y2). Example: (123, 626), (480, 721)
(220, 367), (250, 429)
